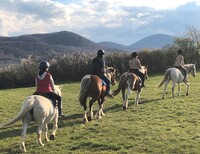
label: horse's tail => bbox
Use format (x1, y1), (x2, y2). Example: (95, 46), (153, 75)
(112, 72), (129, 96)
(157, 69), (171, 88)
(0, 96), (35, 128)
(79, 75), (91, 106)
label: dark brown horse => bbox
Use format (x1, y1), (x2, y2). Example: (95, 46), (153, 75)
(112, 66), (148, 110)
(79, 67), (116, 123)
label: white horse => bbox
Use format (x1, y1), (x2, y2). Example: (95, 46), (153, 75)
(0, 85), (62, 153)
(158, 64), (196, 99)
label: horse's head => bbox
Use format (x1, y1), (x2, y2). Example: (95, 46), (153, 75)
(53, 85), (62, 96)
(141, 66), (149, 79)
(105, 67), (116, 86)
(185, 64), (196, 77)
(191, 64), (197, 77)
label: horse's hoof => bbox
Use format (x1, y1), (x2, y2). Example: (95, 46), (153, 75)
(20, 145), (26, 153)
(123, 106), (127, 111)
(50, 135), (55, 140)
(87, 116), (92, 121)
(186, 93), (189, 96)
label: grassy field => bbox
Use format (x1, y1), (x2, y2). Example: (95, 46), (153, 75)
(0, 73), (200, 154)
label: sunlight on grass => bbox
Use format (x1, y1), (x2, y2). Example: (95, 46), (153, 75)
(0, 72), (200, 153)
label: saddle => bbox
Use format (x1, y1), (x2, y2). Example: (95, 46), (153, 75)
(33, 92), (57, 108)
(174, 67), (186, 77)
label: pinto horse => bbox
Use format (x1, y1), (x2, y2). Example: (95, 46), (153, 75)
(79, 67), (116, 123)
(0, 85), (62, 153)
(158, 64), (196, 99)
(112, 66), (148, 110)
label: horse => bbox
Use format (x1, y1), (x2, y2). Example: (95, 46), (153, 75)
(157, 64), (196, 99)
(112, 66), (148, 110)
(79, 67), (116, 123)
(0, 85), (62, 153)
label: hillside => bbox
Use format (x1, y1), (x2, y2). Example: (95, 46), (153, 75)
(98, 34), (174, 51)
(0, 32), (174, 66)
(0, 31), (104, 65)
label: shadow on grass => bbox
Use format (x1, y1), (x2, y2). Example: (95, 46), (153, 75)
(58, 113), (83, 128)
(127, 97), (163, 105)
(70, 141), (121, 152)
(0, 123), (38, 140)
(104, 103), (122, 112)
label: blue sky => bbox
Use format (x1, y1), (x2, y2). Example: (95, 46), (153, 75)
(1, 0), (200, 45)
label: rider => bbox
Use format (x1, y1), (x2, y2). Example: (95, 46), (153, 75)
(34, 61), (65, 117)
(91, 49), (114, 98)
(174, 49), (188, 82)
(129, 52), (146, 87)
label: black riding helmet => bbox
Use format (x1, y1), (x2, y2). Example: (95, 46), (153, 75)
(97, 49), (105, 57)
(178, 49), (183, 55)
(39, 61), (50, 70)
(132, 52), (138, 58)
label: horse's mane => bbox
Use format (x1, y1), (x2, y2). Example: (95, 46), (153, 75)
(184, 63), (195, 67)
(105, 66), (115, 74)
(184, 63), (196, 73)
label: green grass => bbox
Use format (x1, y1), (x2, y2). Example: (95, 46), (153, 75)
(1, 73), (200, 154)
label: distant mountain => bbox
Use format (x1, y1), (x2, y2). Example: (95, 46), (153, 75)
(0, 31), (105, 65)
(0, 31), (174, 66)
(97, 41), (127, 50)
(98, 34), (174, 51)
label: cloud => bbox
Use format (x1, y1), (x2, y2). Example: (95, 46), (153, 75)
(0, 0), (200, 45)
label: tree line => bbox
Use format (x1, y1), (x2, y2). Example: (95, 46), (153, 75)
(0, 26), (200, 89)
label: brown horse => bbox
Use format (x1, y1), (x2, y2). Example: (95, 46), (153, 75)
(79, 67), (116, 123)
(112, 66), (148, 110)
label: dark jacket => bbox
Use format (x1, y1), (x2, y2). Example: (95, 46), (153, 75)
(91, 57), (106, 76)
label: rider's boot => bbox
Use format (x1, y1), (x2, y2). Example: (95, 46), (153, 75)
(58, 102), (66, 118)
(184, 75), (188, 82)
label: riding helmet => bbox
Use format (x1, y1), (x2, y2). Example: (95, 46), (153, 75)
(178, 49), (183, 54)
(97, 49), (105, 57)
(39, 61), (50, 70)
(132, 52), (138, 58)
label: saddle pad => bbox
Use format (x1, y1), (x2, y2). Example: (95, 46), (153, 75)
(102, 80), (107, 86)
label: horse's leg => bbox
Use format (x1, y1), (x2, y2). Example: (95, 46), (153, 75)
(100, 101), (106, 116)
(20, 115), (32, 153)
(172, 81), (177, 98)
(88, 98), (96, 121)
(178, 83), (181, 97)
(44, 123), (50, 142)
(97, 98), (105, 119)
(185, 82), (189, 96)
(125, 83), (133, 108)
(83, 102), (88, 123)
(135, 89), (141, 106)
(162, 79), (170, 99)
(122, 88), (127, 111)
(50, 111), (58, 140)
(37, 118), (45, 147)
